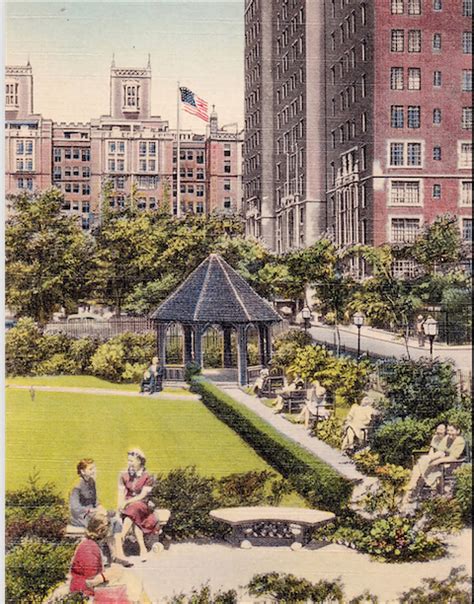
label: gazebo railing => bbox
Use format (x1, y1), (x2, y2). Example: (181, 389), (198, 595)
(247, 365), (263, 383)
(164, 365), (185, 381)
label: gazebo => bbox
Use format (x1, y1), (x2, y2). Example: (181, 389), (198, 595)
(150, 254), (281, 386)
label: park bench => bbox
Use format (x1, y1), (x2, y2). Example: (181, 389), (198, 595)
(308, 402), (335, 435)
(65, 508), (171, 554)
(257, 375), (285, 398)
(279, 389), (308, 414)
(210, 506), (335, 550)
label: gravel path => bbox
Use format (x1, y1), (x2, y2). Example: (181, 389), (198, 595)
(128, 529), (471, 603)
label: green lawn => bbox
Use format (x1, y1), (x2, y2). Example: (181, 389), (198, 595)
(6, 389), (305, 509)
(6, 374), (192, 396)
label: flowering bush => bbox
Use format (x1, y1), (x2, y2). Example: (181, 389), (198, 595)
(362, 464), (410, 515)
(454, 464), (472, 524)
(353, 450), (381, 475)
(417, 497), (464, 534)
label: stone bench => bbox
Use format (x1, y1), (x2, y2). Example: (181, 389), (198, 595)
(210, 506), (335, 550)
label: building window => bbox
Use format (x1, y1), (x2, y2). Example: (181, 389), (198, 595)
(408, 68), (421, 89)
(391, 0), (404, 14)
(433, 146), (442, 160)
(459, 142), (473, 168)
(224, 144), (231, 157)
(361, 112), (367, 132)
(53, 148), (61, 162)
(361, 39), (368, 61)
(196, 185), (204, 197)
(196, 151), (204, 164)
(408, 106), (421, 128)
(408, 30), (422, 52)
(224, 179), (231, 191)
(462, 107), (473, 129)
(433, 184), (442, 199)
(53, 167), (61, 180)
(462, 31), (472, 53)
(462, 218), (472, 241)
(123, 83), (140, 109)
(82, 185), (90, 196)
(390, 141), (422, 166)
(462, 69), (472, 91)
(391, 218), (421, 242)
(432, 33), (442, 51)
(116, 176), (125, 189)
(433, 70), (442, 87)
(390, 180), (421, 205)
(391, 67), (404, 89)
(433, 0), (442, 10)
(408, 0), (421, 14)
(197, 168), (204, 180)
(82, 167), (90, 178)
(139, 142), (147, 156)
(460, 181), (473, 206)
(5, 81), (19, 106)
(463, 0), (472, 16)
(223, 197), (232, 209)
(361, 3), (366, 24)
(433, 108), (442, 124)
(81, 149), (90, 161)
(391, 106), (404, 128)
(391, 30), (405, 52)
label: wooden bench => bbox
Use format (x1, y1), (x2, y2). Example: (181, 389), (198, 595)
(210, 506), (335, 550)
(257, 375), (285, 398)
(279, 389), (308, 414)
(309, 403), (335, 435)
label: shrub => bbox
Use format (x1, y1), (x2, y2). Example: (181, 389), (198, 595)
(312, 415), (344, 449)
(168, 584), (238, 604)
(90, 341), (126, 381)
(5, 538), (74, 604)
(454, 464), (472, 524)
(192, 379), (353, 513)
(398, 566), (472, 604)
(185, 361), (202, 383)
(203, 342), (222, 368)
(216, 470), (274, 507)
(371, 418), (433, 467)
(352, 450), (381, 475)
(362, 465), (410, 515)
(417, 497), (464, 534)
(5, 475), (68, 549)
(270, 329), (313, 373)
(247, 572), (345, 603)
(35, 353), (80, 376)
(379, 358), (459, 420)
(121, 361), (148, 383)
(149, 467), (218, 540)
(68, 337), (98, 373)
(5, 317), (44, 375)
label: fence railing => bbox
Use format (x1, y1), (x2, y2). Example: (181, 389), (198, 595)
(43, 317), (154, 339)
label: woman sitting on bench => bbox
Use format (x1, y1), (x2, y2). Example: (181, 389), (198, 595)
(252, 367), (269, 395)
(272, 375), (305, 414)
(297, 381), (330, 430)
(341, 396), (377, 454)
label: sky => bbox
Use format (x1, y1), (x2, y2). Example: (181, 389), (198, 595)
(5, 1), (245, 133)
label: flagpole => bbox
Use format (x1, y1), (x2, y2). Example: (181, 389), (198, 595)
(176, 82), (181, 218)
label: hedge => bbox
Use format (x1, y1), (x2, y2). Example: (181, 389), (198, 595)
(191, 378), (353, 513)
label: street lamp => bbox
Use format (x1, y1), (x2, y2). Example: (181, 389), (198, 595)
(353, 312), (365, 359)
(423, 316), (438, 360)
(301, 306), (312, 335)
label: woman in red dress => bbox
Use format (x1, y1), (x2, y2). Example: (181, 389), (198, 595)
(118, 448), (159, 561)
(69, 514), (124, 598)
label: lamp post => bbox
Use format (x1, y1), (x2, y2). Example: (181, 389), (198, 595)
(353, 311), (365, 359)
(423, 316), (438, 360)
(301, 305), (312, 335)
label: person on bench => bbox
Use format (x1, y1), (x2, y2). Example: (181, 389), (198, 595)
(118, 448), (161, 562)
(402, 423), (465, 508)
(297, 381), (330, 430)
(272, 375), (305, 414)
(140, 357), (163, 394)
(341, 396), (377, 454)
(69, 458), (132, 567)
(252, 367), (269, 395)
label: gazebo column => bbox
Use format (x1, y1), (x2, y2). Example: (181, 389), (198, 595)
(193, 325), (204, 369)
(237, 325), (248, 387)
(265, 325), (273, 364)
(183, 325), (193, 365)
(223, 325), (233, 368)
(157, 324), (167, 369)
(258, 325), (267, 367)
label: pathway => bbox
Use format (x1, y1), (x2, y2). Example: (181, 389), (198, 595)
(206, 376), (367, 487)
(5, 384), (198, 401)
(131, 529), (472, 603)
(309, 322), (473, 372)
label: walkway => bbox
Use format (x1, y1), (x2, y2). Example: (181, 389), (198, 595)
(309, 322), (473, 372)
(6, 384), (198, 401)
(206, 375), (367, 487)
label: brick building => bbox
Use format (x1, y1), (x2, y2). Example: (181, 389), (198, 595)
(244, 0), (472, 261)
(5, 59), (243, 227)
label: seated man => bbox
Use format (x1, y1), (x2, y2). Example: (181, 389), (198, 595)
(402, 423), (465, 506)
(297, 381), (331, 430)
(272, 375), (305, 414)
(70, 458), (132, 567)
(252, 367), (270, 395)
(341, 396), (377, 453)
(148, 356), (163, 393)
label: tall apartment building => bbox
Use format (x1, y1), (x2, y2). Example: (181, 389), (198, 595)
(5, 59), (243, 227)
(244, 0), (326, 253)
(244, 0), (472, 261)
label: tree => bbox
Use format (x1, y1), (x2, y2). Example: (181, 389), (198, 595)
(6, 190), (94, 324)
(411, 214), (462, 274)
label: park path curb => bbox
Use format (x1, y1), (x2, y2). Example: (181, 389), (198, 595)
(6, 384), (198, 401)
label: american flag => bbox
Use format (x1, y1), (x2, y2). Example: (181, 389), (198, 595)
(180, 87), (209, 122)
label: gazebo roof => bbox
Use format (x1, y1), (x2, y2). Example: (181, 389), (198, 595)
(150, 254), (281, 324)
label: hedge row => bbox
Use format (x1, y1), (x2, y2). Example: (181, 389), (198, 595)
(192, 378), (353, 513)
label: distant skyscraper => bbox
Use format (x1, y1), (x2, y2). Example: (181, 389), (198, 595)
(243, 0), (472, 265)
